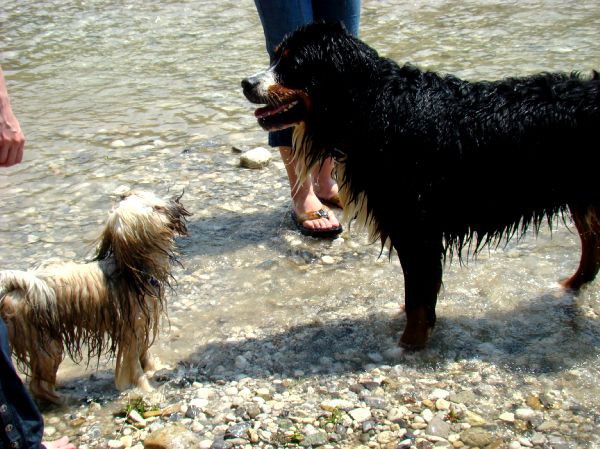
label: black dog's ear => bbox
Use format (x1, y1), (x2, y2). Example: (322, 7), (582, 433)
(308, 20), (349, 36)
(321, 20), (348, 34)
(330, 21), (348, 33)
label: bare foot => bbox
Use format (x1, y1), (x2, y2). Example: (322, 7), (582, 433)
(278, 147), (341, 232)
(313, 159), (343, 209)
(293, 189), (341, 232)
(42, 436), (77, 449)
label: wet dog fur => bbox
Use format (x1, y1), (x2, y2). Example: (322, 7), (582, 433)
(0, 190), (189, 403)
(242, 22), (600, 349)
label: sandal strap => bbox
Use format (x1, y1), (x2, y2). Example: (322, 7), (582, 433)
(295, 207), (331, 224)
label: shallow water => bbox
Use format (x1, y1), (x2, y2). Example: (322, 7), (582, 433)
(1, 0), (599, 442)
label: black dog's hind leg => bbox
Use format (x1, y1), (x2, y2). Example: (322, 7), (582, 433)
(395, 234), (444, 349)
(562, 203), (600, 290)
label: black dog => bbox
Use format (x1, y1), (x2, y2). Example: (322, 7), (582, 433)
(242, 22), (600, 349)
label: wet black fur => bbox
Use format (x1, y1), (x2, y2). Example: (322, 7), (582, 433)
(244, 22), (600, 345)
(275, 23), (600, 258)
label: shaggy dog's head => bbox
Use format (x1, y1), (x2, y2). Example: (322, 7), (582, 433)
(97, 190), (190, 292)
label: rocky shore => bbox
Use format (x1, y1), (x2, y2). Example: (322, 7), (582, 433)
(42, 348), (597, 449)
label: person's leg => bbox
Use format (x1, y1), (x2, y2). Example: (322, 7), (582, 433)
(280, 147), (341, 232)
(307, 0), (361, 207)
(254, 0), (312, 60)
(312, 0), (361, 36)
(0, 316), (44, 448)
(254, 0), (342, 233)
(0, 317), (76, 448)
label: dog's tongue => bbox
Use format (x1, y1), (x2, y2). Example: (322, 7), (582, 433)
(255, 103), (287, 119)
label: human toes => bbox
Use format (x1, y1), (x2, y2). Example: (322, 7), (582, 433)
(42, 436), (77, 449)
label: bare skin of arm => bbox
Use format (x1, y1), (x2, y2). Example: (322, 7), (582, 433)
(0, 66), (25, 167)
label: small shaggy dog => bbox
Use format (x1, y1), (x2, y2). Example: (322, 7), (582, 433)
(0, 190), (189, 403)
(242, 22), (600, 349)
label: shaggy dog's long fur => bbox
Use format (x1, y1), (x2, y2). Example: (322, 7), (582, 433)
(242, 22), (600, 349)
(0, 190), (189, 403)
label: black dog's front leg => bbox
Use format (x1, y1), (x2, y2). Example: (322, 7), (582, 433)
(394, 234), (443, 349)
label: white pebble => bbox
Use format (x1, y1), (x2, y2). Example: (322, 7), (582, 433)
(321, 255), (335, 264)
(110, 139), (126, 148)
(429, 389), (450, 400)
(349, 408), (372, 423)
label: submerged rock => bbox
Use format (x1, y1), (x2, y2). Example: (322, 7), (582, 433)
(143, 424), (202, 449)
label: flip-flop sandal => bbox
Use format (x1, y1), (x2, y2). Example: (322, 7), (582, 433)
(291, 207), (343, 238)
(317, 194), (343, 209)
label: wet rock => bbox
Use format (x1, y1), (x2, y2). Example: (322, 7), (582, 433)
(185, 405), (201, 419)
(362, 420), (375, 432)
(448, 390), (477, 405)
(321, 255), (335, 265)
(464, 410), (487, 426)
(209, 438), (232, 449)
(429, 389), (450, 400)
(43, 426), (57, 437)
(246, 403), (261, 419)
(240, 147), (271, 169)
(426, 416), (450, 439)
(435, 399), (450, 411)
(376, 430), (394, 444)
(128, 410), (146, 428)
(143, 424), (203, 449)
(514, 407), (535, 420)
(525, 395), (544, 410)
(530, 432), (547, 445)
(321, 399), (354, 411)
(363, 396), (387, 409)
(301, 426), (328, 447)
(110, 139), (126, 148)
(349, 408), (372, 423)
(460, 428), (494, 447)
(387, 406), (410, 423)
(224, 422), (251, 439)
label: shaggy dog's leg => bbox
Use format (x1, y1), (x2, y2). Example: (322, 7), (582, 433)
(395, 235), (443, 349)
(562, 204), (600, 290)
(114, 321), (153, 392)
(29, 339), (64, 404)
(140, 347), (156, 372)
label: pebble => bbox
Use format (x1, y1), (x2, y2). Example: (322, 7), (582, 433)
(460, 428), (494, 447)
(110, 139), (126, 148)
(426, 416), (451, 439)
(321, 255), (335, 264)
(435, 398), (450, 411)
(349, 408), (372, 423)
(321, 399), (354, 411)
(240, 147), (271, 169)
(499, 412), (515, 422)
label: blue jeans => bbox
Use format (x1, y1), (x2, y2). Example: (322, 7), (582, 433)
(0, 317), (44, 449)
(253, 0), (361, 147)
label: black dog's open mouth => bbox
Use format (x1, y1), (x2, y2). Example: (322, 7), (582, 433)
(254, 98), (305, 132)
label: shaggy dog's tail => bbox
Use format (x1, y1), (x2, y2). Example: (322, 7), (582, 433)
(0, 270), (63, 372)
(0, 270), (59, 327)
